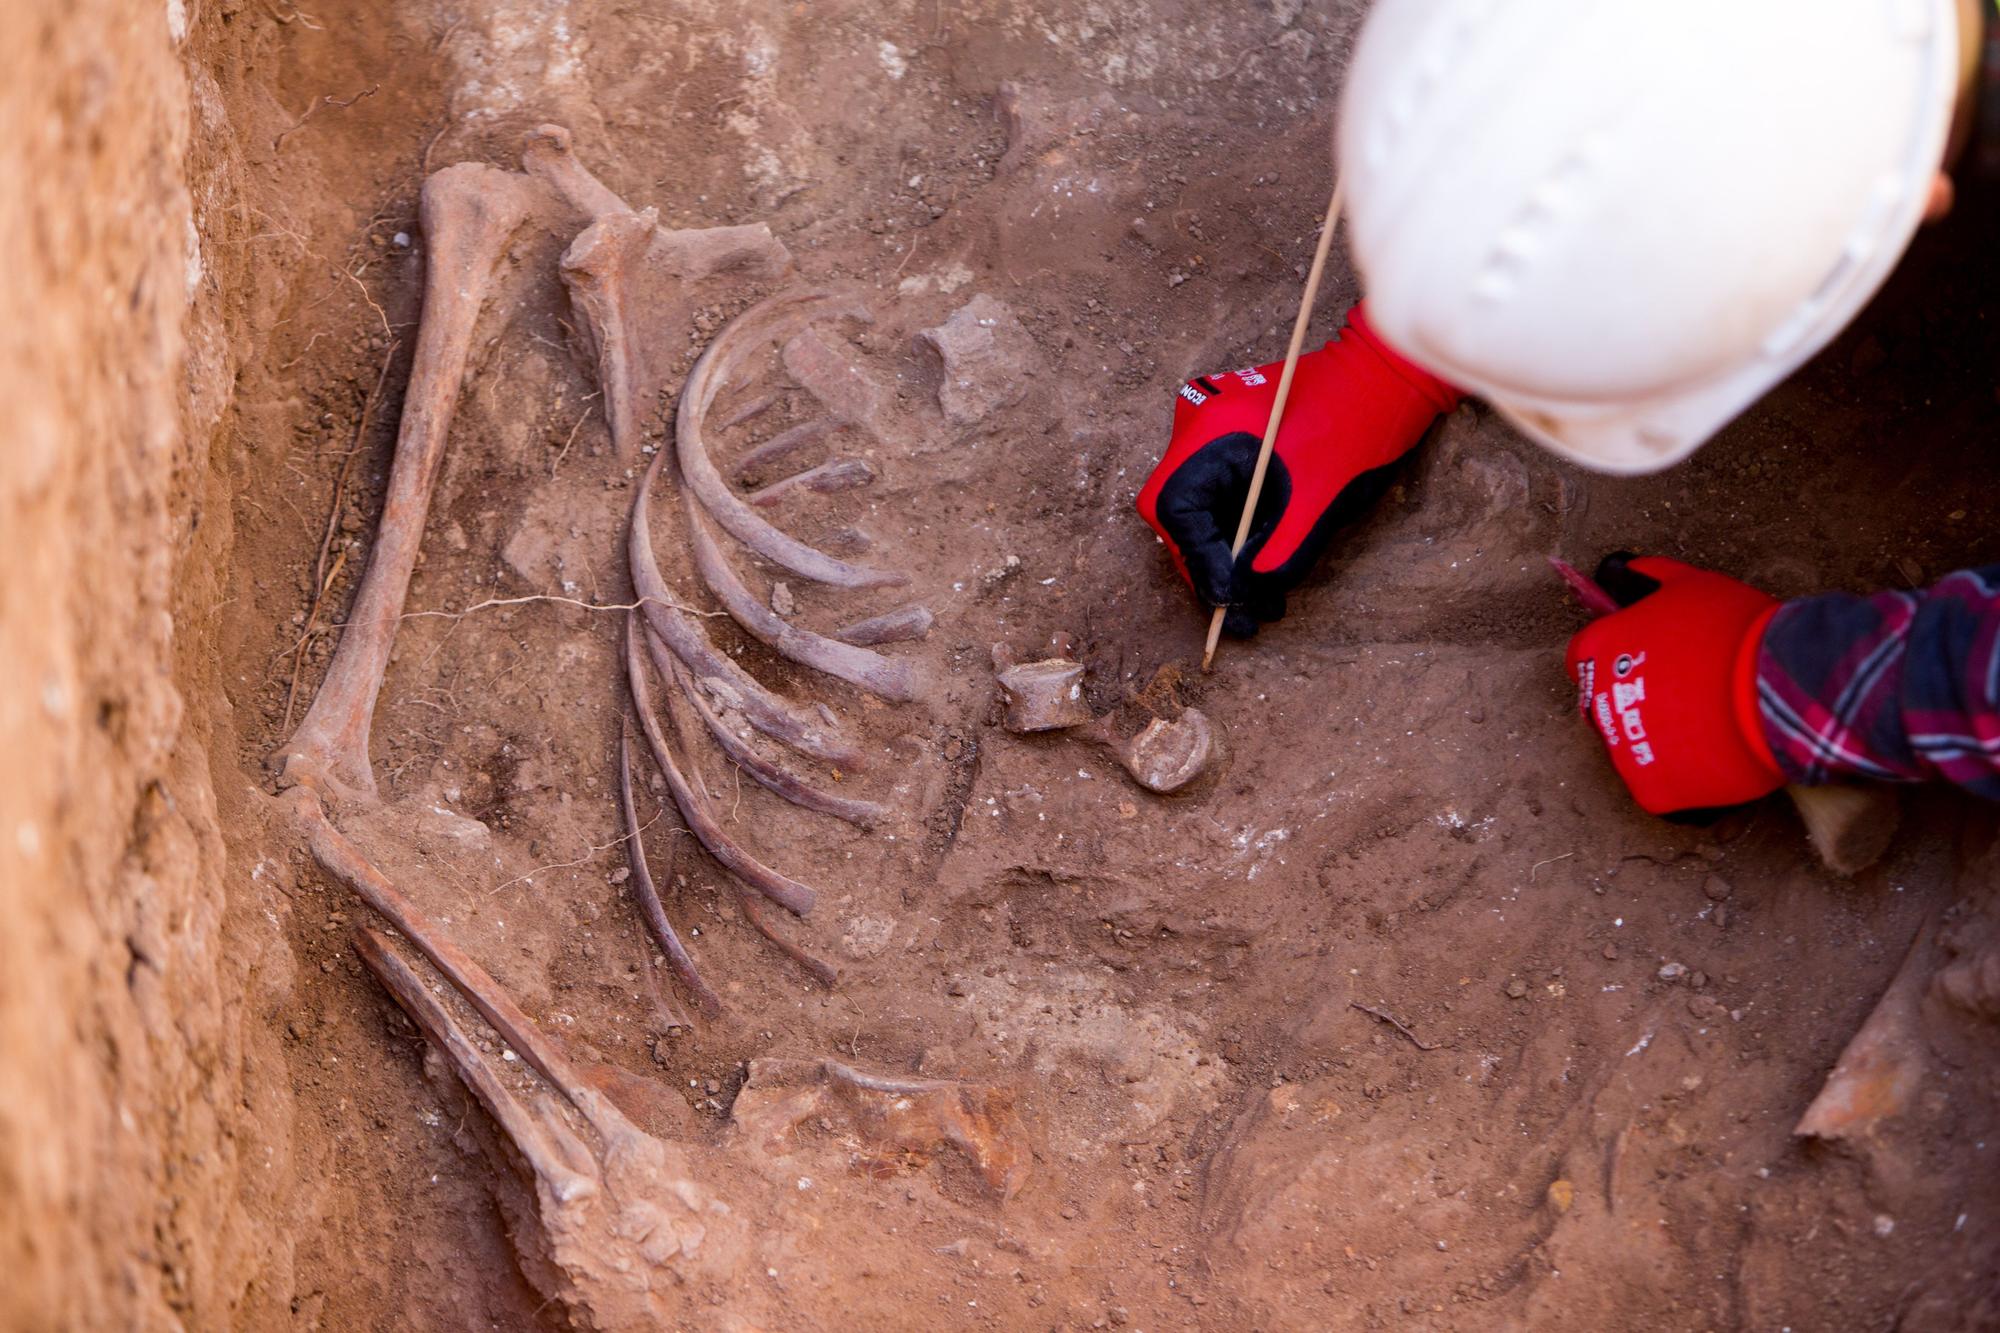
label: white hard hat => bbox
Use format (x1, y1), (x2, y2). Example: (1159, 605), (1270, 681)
(1339, 0), (1964, 474)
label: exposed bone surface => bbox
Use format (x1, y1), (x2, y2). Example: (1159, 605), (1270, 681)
(677, 290), (909, 589)
(624, 615), (820, 917)
(654, 639), (888, 830)
(628, 441), (864, 768)
(995, 655), (1091, 733)
(731, 1058), (1030, 1200)
(350, 924), (738, 1331)
(1796, 919), (1936, 1141)
(685, 502), (921, 702)
(747, 455), (876, 507)
(733, 417), (838, 480)
(276, 163), (540, 807)
(834, 604), (935, 647)
(556, 194), (865, 766)
(917, 293), (1040, 427)
(1104, 708), (1216, 794)
(616, 721), (721, 1016)
(781, 326), (893, 442)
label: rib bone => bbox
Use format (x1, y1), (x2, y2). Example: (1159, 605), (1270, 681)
(747, 456), (876, 507)
(677, 290), (907, 589)
(616, 720), (721, 1016)
(685, 502), (921, 702)
(624, 614), (818, 917)
(834, 604), (935, 647)
(274, 164), (539, 806)
(733, 418), (837, 480)
(630, 442), (864, 768)
(648, 630), (888, 830)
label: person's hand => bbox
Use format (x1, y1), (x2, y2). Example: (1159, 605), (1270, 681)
(1137, 301), (1458, 636)
(1565, 554), (1786, 817)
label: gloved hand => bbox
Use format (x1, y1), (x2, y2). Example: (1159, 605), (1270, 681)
(1565, 554), (1786, 817)
(1137, 300), (1460, 636)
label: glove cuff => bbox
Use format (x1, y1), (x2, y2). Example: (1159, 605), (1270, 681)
(1731, 602), (1786, 784)
(1348, 300), (1463, 415)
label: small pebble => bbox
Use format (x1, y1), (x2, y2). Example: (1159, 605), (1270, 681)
(1690, 970), (1708, 989)
(1658, 962), (1688, 982)
(1601, 943), (1618, 961)
(1703, 875), (1733, 902)
(1505, 979), (1528, 1000)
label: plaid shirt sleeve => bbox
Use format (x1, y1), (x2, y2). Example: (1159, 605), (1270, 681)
(1755, 565), (2000, 799)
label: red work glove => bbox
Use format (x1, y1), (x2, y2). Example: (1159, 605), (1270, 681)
(1566, 554), (1786, 817)
(1137, 300), (1460, 636)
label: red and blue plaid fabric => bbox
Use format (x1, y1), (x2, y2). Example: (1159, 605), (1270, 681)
(1756, 565), (2000, 798)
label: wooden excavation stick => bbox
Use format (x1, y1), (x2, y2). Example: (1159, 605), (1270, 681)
(1202, 174), (1345, 672)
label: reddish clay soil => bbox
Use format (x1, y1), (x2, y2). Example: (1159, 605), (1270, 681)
(17, 0), (2000, 1329)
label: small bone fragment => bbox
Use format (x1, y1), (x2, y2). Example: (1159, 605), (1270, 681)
(731, 1058), (1029, 1199)
(276, 164), (539, 806)
(625, 614), (818, 916)
(1084, 708), (1217, 794)
(1792, 784), (1901, 878)
(993, 649), (1091, 733)
(747, 456), (877, 507)
(733, 418), (837, 480)
(1796, 918), (1935, 1140)
(769, 581), (796, 617)
(781, 326), (891, 440)
(649, 629), (888, 830)
(720, 391), (782, 433)
(734, 892), (840, 989)
(835, 604), (934, 647)
(685, 503), (920, 702)
(678, 290), (907, 589)
(616, 720), (722, 1016)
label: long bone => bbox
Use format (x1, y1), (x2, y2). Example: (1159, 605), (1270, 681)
(676, 290), (909, 589)
(275, 164), (539, 806)
(646, 628), (888, 830)
(348, 922), (734, 1329)
(684, 502), (920, 702)
(288, 786), (597, 1102)
(624, 614), (818, 917)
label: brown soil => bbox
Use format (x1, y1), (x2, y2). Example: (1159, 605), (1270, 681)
(7, 1), (2000, 1329)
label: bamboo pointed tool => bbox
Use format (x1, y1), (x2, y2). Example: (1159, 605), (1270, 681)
(1201, 174), (1346, 672)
